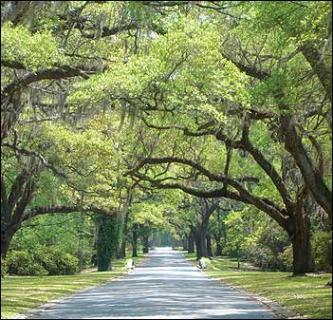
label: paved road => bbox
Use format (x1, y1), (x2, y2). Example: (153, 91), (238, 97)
(28, 248), (276, 319)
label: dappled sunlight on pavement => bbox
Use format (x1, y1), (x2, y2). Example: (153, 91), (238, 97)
(27, 248), (276, 319)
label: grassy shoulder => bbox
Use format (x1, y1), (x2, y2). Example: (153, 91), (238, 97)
(185, 253), (332, 319)
(1, 254), (145, 319)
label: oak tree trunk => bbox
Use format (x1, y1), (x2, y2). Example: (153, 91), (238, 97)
(195, 224), (209, 259)
(182, 237), (188, 251)
(292, 205), (314, 275)
(206, 234), (213, 257)
(188, 230), (195, 254)
(1, 229), (15, 260)
(143, 234), (149, 254)
(119, 209), (130, 259)
(214, 235), (222, 256)
(195, 233), (202, 260)
(132, 223), (138, 257)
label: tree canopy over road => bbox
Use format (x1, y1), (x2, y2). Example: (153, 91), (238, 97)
(1, 1), (332, 279)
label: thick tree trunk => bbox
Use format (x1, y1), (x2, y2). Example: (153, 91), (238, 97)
(119, 208), (130, 259)
(200, 235), (208, 257)
(132, 223), (138, 257)
(291, 205), (315, 275)
(188, 230), (195, 254)
(195, 225), (209, 259)
(1, 173), (35, 261)
(206, 234), (213, 257)
(214, 235), (222, 256)
(215, 208), (223, 256)
(119, 189), (132, 259)
(1, 230), (13, 260)
(195, 233), (202, 260)
(141, 224), (150, 254)
(96, 215), (113, 271)
(200, 222), (209, 258)
(143, 234), (149, 254)
(182, 237), (188, 251)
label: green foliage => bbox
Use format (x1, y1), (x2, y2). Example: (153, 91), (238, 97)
(132, 201), (166, 226)
(278, 245), (293, 272)
(1, 0), (331, 298)
(5, 248), (79, 276)
(223, 210), (247, 257)
(312, 231), (332, 272)
(1, 22), (66, 70)
(96, 214), (121, 271)
(35, 247), (79, 275)
(221, 207), (293, 271)
(6, 251), (47, 276)
(11, 213), (95, 269)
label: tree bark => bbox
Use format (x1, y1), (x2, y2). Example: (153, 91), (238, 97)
(216, 54), (332, 223)
(1, 227), (17, 260)
(300, 42), (332, 102)
(215, 235), (222, 256)
(119, 189), (133, 259)
(214, 207), (223, 256)
(206, 234), (213, 257)
(119, 209), (130, 259)
(280, 114), (332, 223)
(187, 229), (195, 254)
(182, 237), (188, 251)
(291, 204), (315, 275)
(143, 234), (149, 254)
(132, 223), (138, 257)
(96, 214), (113, 272)
(195, 232), (202, 260)
(195, 224), (209, 259)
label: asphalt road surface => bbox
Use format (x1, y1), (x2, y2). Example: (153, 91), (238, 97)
(28, 247), (276, 319)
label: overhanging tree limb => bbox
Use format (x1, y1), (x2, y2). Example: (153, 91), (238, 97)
(22, 205), (113, 222)
(222, 50), (332, 220)
(2, 143), (66, 178)
(1, 65), (92, 101)
(132, 172), (289, 231)
(127, 156), (259, 185)
(300, 42), (332, 102)
(240, 115), (294, 212)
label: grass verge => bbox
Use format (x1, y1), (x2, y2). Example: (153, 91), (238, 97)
(1, 254), (145, 319)
(185, 253), (332, 319)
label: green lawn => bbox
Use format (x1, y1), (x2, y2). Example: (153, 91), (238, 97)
(1, 254), (145, 319)
(185, 253), (332, 319)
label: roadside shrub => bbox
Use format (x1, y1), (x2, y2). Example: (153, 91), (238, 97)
(245, 245), (269, 269)
(54, 252), (79, 275)
(36, 247), (79, 275)
(6, 251), (47, 276)
(312, 231), (332, 272)
(278, 245), (293, 272)
(5, 248), (79, 276)
(244, 243), (292, 271)
(35, 247), (57, 274)
(1, 258), (7, 278)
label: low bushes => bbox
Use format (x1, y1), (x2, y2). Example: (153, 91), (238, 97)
(5, 247), (79, 276)
(312, 231), (332, 272)
(244, 244), (292, 271)
(6, 251), (48, 276)
(36, 247), (79, 275)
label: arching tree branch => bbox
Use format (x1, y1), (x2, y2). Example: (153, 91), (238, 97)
(23, 205), (113, 222)
(132, 171), (290, 232)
